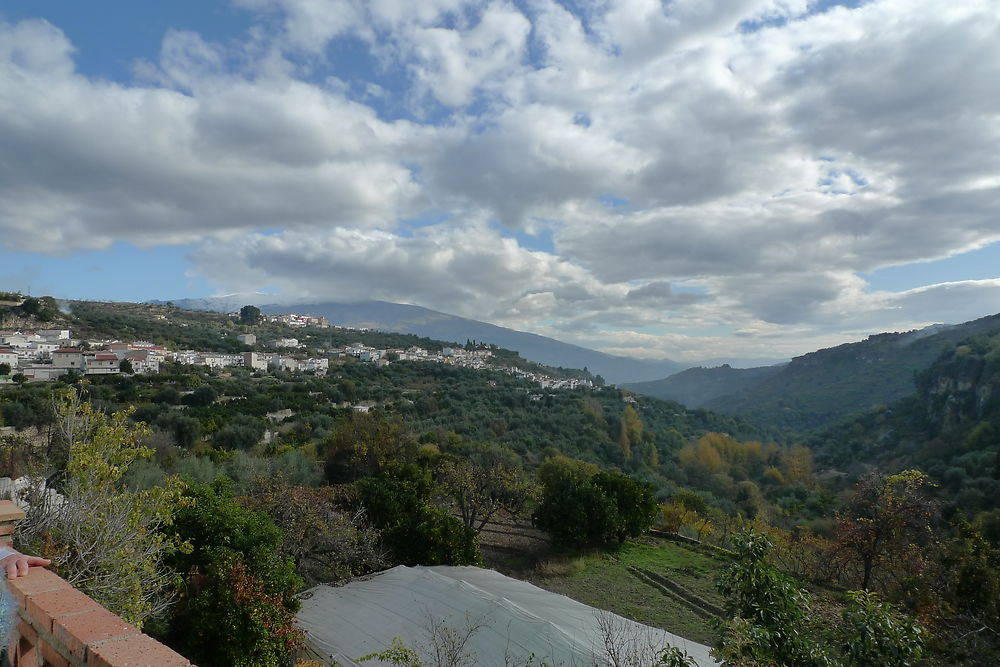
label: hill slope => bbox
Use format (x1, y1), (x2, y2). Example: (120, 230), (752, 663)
(806, 326), (1000, 516)
(166, 297), (688, 384)
(624, 364), (784, 407)
(703, 314), (1000, 431)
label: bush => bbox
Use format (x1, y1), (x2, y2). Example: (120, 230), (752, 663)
(160, 480), (304, 667)
(360, 464), (482, 566)
(533, 460), (657, 549)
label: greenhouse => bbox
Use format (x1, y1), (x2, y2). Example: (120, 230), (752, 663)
(296, 565), (717, 666)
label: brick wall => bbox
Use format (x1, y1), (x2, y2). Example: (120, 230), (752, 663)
(0, 500), (194, 667)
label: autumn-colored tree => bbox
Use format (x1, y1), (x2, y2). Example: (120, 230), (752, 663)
(659, 501), (694, 534)
(618, 404), (642, 461)
(832, 470), (937, 591)
(781, 445), (815, 485)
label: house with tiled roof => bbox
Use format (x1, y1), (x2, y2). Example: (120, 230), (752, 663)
(84, 352), (121, 375)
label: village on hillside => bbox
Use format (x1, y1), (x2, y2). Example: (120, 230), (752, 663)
(0, 314), (594, 391)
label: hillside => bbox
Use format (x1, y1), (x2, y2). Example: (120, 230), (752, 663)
(623, 364), (784, 408)
(1, 299), (777, 477)
(627, 313), (1000, 432)
(166, 297), (688, 384)
(807, 326), (1000, 517)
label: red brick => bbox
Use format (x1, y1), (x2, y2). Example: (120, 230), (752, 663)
(7, 567), (71, 607)
(41, 640), (72, 667)
(17, 618), (39, 645)
(87, 634), (190, 667)
(54, 607), (140, 660)
(8, 619), (38, 664)
(0, 523), (14, 536)
(18, 634), (41, 667)
(26, 588), (100, 634)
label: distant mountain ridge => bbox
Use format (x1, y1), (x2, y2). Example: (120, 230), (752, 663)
(627, 312), (1000, 432)
(163, 296), (690, 384)
(623, 364), (785, 408)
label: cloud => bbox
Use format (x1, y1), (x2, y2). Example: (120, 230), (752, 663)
(2, 0), (1000, 362)
(190, 223), (609, 325)
(0, 21), (429, 251)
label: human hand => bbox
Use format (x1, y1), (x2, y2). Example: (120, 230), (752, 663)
(0, 552), (51, 579)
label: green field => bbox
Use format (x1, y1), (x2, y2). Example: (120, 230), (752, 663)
(527, 539), (727, 645)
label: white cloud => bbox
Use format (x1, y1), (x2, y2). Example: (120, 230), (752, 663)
(2, 0), (1000, 362)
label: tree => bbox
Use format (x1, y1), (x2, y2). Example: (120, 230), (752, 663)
(832, 470), (937, 591)
(239, 305), (263, 325)
(242, 481), (385, 586)
(119, 358), (134, 374)
(183, 384), (217, 407)
(0, 362), (10, 376)
(325, 411), (414, 482)
(618, 405), (643, 461)
(160, 479), (304, 667)
(593, 471), (658, 543)
(435, 446), (539, 535)
(840, 591), (925, 667)
(714, 530), (925, 667)
(360, 464), (482, 566)
(714, 530), (830, 666)
(20, 296), (57, 321)
(533, 459), (656, 549)
(16, 390), (186, 626)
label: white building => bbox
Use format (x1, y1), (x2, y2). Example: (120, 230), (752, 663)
(37, 329), (71, 341)
(0, 349), (17, 371)
(301, 358), (329, 373)
(237, 333), (257, 345)
(202, 353), (240, 368)
(243, 352), (269, 371)
(123, 350), (160, 374)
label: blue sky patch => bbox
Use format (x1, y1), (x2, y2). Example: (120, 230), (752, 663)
(0, 242), (218, 302)
(862, 241), (1000, 292)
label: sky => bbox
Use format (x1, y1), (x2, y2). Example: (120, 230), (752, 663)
(1, 0), (999, 363)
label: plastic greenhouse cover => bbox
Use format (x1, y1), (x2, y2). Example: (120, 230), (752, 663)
(295, 565), (718, 666)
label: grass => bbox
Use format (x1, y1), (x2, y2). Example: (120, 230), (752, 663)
(526, 538), (727, 645)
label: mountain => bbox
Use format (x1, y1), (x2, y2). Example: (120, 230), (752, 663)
(623, 364), (785, 408)
(163, 297), (688, 384)
(805, 326), (1000, 515)
(627, 312), (1000, 432)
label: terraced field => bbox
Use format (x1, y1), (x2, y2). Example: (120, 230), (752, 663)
(525, 538), (728, 645)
